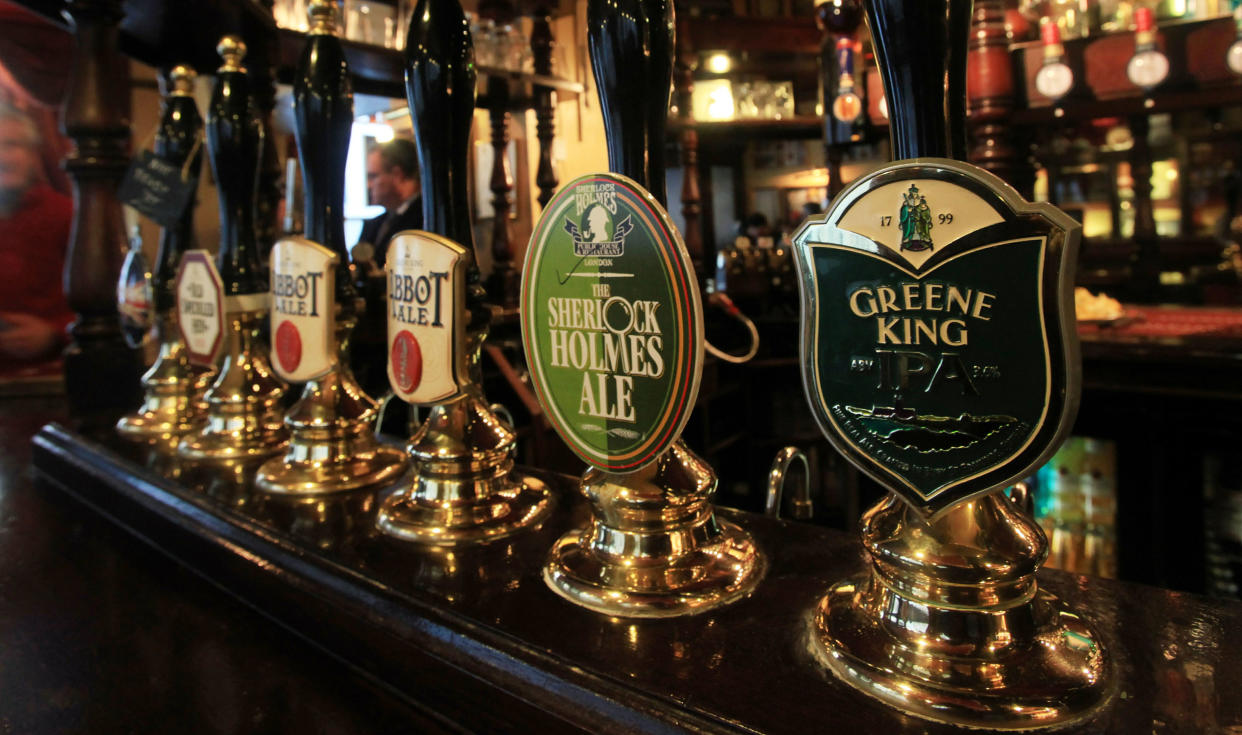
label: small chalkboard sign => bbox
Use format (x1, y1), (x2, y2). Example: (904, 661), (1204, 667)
(118, 150), (197, 228)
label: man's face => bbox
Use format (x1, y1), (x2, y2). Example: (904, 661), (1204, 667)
(366, 150), (400, 211)
(0, 119), (39, 197)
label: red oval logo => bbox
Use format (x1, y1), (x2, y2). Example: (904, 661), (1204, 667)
(275, 320), (302, 374)
(391, 329), (423, 393)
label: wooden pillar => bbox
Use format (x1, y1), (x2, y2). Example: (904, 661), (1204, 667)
(1130, 115), (1156, 240)
(1130, 113), (1159, 294)
(966, 0), (1033, 198)
(674, 16), (703, 274)
(531, 8), (558, 210)
(487, 77), (517, 307)
(61, 0), (143, 427)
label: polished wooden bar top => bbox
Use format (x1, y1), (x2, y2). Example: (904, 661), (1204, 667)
(9, 395), (1242, 733)
(0, 398), (448, 733)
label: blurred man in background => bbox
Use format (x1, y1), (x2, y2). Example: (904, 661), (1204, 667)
(0, 101), (72, 365)
(353, 138), (423, 403)
(359, 138), (422, 267)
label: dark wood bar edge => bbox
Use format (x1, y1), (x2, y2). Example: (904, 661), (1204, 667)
(21, 408), (1242, 733)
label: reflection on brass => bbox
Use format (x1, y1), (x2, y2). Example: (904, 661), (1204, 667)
(307, 0), (336, 35)
(168, 64), (195, 96)
(253, 487), (375, 551)
(216, 36), (246, 74)
(376, 387), (553, 545)
(256, 315), (407, 495)
(545, 440), (765, 618)
(201, 458), (262, 510)
(810, 490), (1111, 729)
(377, 314), (553, 545)
(117, 316), (214, 445)
(178, 308), (288, 463)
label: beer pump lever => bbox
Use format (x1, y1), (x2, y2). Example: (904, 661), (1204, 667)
(117, 65), (214, 445)
(256, 0), (407, 495)
(522, 0), (764, 617)
(375, 0), (553, 545)
(179, 37), (289, 464)
(790, 0), (1111, 727)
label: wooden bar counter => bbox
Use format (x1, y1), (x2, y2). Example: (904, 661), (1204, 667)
(0, 394), (1232, 733)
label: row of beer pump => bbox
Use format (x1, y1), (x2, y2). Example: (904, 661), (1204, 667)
(114, 0), (1111, 729)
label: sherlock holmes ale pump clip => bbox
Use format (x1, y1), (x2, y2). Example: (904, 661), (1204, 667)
(523, 173), (763, 618)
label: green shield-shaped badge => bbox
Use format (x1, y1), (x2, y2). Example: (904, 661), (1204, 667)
(792, 159), (1080, 515)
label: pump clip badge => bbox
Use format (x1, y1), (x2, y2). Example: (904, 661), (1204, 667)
(270, 236), (337, 382)
(792, 159), (1081, 514)
(385, 231), (469, 405)
(521, 173), (703, 473)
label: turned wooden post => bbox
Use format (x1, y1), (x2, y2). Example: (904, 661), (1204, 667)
(531, 7), (558, 210)
(1129, 113), (1160, 293)
(674, 15), (703, 273)
(61, 0), (143, 426)
(487, 76), (517, 307)
(967, 0), (1033, 198)
(1130, 114), (1156, 240)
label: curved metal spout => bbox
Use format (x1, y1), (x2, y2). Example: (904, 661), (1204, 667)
(765, 446), (811, 520)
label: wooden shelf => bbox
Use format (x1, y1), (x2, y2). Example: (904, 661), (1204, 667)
(670, 115), (823, 140)
(275, 27), (583, 103)
(118, 0), (277, 74)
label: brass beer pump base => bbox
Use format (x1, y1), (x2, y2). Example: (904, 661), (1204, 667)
(117, 333), (214, 445)
(376, 392), (554, 545)
(544, 441), (765, 619)
(178, 309), (289, 463)
(809, 492), (1111, 730)
(256, 319), (408, 495)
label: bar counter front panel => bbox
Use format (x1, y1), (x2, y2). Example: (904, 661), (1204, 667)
(0, 396), (1231, 733)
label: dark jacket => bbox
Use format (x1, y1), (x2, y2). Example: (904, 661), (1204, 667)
(358, 196), (423, 268)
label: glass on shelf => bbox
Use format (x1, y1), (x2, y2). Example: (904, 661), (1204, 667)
(730, 81), (794, 120)
(274, 0), (312, 31)
(343, 0), (394, 46)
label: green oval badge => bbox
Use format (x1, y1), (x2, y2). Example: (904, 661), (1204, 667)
(521, 173), (703, 473)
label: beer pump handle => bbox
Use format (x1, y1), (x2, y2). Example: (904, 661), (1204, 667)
(643, 0), (674, 207)
(865, 0), (971, 161)
(405, 0), (476, 251)
(153, 65), (203, 314)
(207, 36), (266, 296)
(587, 0), (652, 190)
(294, 0), (355, 300)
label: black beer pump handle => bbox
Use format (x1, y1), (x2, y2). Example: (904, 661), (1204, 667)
(588, 0), (651, 191)
(207, 36), (266, 296)
(154, 65), (203, 313)
(643, 0), (674, 208)
(294, 0), (355, 299)
(405, 0), (476, 250)
(865, 0), (972, 161)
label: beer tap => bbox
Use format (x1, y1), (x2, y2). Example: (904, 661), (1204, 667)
(524, 0), (764, 617)
(256, 0), (407, 495)
(375, 0), (553, 544)
(790, 0), (1110, 726)
(179, 37), (289, 463)
(117, 65), (215, 446)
